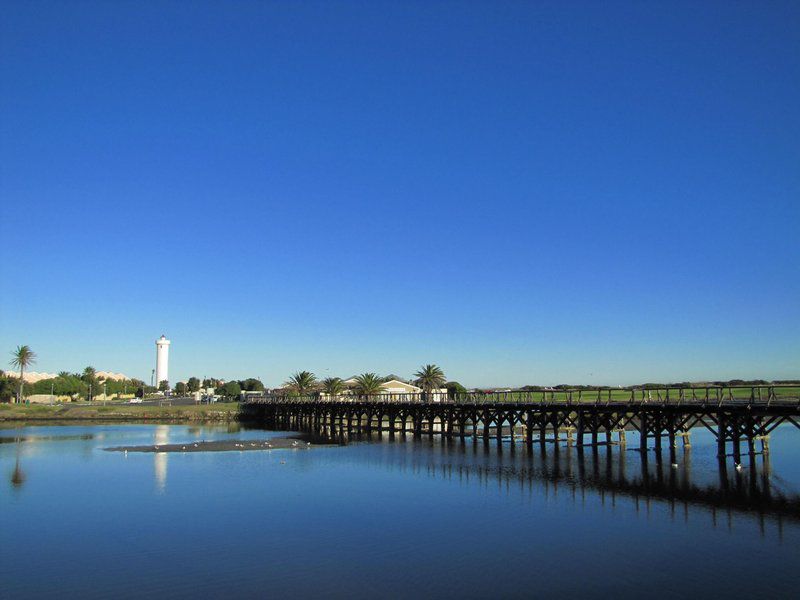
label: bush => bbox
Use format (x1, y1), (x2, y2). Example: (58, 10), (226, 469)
(445, 381), (467, 398)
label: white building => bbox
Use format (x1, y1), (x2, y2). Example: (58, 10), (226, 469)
(155, 335), (171, 388)
(335, 377), (448, 402)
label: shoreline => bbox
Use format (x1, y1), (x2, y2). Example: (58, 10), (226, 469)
(0, 402), (245, 423)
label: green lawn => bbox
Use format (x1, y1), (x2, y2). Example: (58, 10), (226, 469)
(462, 386), (800, 403)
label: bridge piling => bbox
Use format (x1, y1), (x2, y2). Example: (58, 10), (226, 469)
(640, 419), (648, 454)
(654, 414), (663, 454)
(717, 415), (727, 459)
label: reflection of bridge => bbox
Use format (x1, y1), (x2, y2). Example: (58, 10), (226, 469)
(244, 386), (800, 464)
(320, 432), (800, 527)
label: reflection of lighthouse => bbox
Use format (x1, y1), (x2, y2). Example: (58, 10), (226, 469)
(154, 425), (169, 493)
(155, 335), (170, 389)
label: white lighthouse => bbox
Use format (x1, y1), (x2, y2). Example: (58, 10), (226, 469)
(155, 335), (171, 389)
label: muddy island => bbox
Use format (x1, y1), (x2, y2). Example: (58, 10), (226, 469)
(105, 437), (311, 453)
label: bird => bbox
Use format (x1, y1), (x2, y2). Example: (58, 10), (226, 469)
(735, 463), (743, 471)
(671, 463), (678, 468)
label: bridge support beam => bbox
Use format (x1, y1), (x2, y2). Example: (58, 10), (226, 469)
(717, 415), (726, 459)
(525, 416), (533, 447)
(640, 415), (648, 455)
(732, 415), (742, 464)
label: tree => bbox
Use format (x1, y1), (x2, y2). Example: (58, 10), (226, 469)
(353, 373), (384, 396)
(0, 371), (16, 403)
(217, 381), (241, 399)
(322, 377), (345, 397)
(9, 345), (36, 403)
(175, 381), (187, 395)
(81, 367), (99, 400)
(414, 364), (446, 396)
(240, 378), (265, 392)
(158, 380), (169, 392)
(285, 371), (317, 395)
(187, 377), (201, 392)
(445, 381), (467, 398)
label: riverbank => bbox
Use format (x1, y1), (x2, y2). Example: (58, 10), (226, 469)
(0, 402), (242, 422)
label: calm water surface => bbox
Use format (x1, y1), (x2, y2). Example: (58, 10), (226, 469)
(2, 422), (799, 598)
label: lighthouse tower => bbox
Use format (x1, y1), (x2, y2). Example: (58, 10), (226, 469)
(155, 335), (171, 389)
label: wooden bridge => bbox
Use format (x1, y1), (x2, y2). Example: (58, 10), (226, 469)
(243, 385), (800, 464)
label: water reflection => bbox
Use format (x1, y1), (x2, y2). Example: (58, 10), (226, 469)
(154, 425), (169, 493)
(10, 450), (25, 489)
(327, 431), (800, 530)
(4, 423), (798, 529)
(2, 423), (799, 598)
(0, 433), (95, 444)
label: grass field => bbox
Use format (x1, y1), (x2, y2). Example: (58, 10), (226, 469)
(0, 402), (242, 422)
(463, 386), (800, 403)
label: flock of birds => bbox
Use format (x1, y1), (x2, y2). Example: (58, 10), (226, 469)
(122, 439), (311, 457)
(668, 461), (743, 471)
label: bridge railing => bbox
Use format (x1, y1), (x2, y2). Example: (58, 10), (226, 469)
(244, 385), (800, 408)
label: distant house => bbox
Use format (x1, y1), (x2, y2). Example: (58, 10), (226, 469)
(335, 376), (448, 402)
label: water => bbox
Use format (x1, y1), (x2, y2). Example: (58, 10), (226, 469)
(2, 422), (799, 598)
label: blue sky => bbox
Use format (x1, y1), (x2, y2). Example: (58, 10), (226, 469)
(1, 1), (798, 387)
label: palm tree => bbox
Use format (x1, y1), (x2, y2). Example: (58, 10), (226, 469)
(353, 373), (385, 397)
(285, 371), (317, 395)
(322, 377), (345, 398)
(10, 345), (36, 403)
(414, 364), (446, 400)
